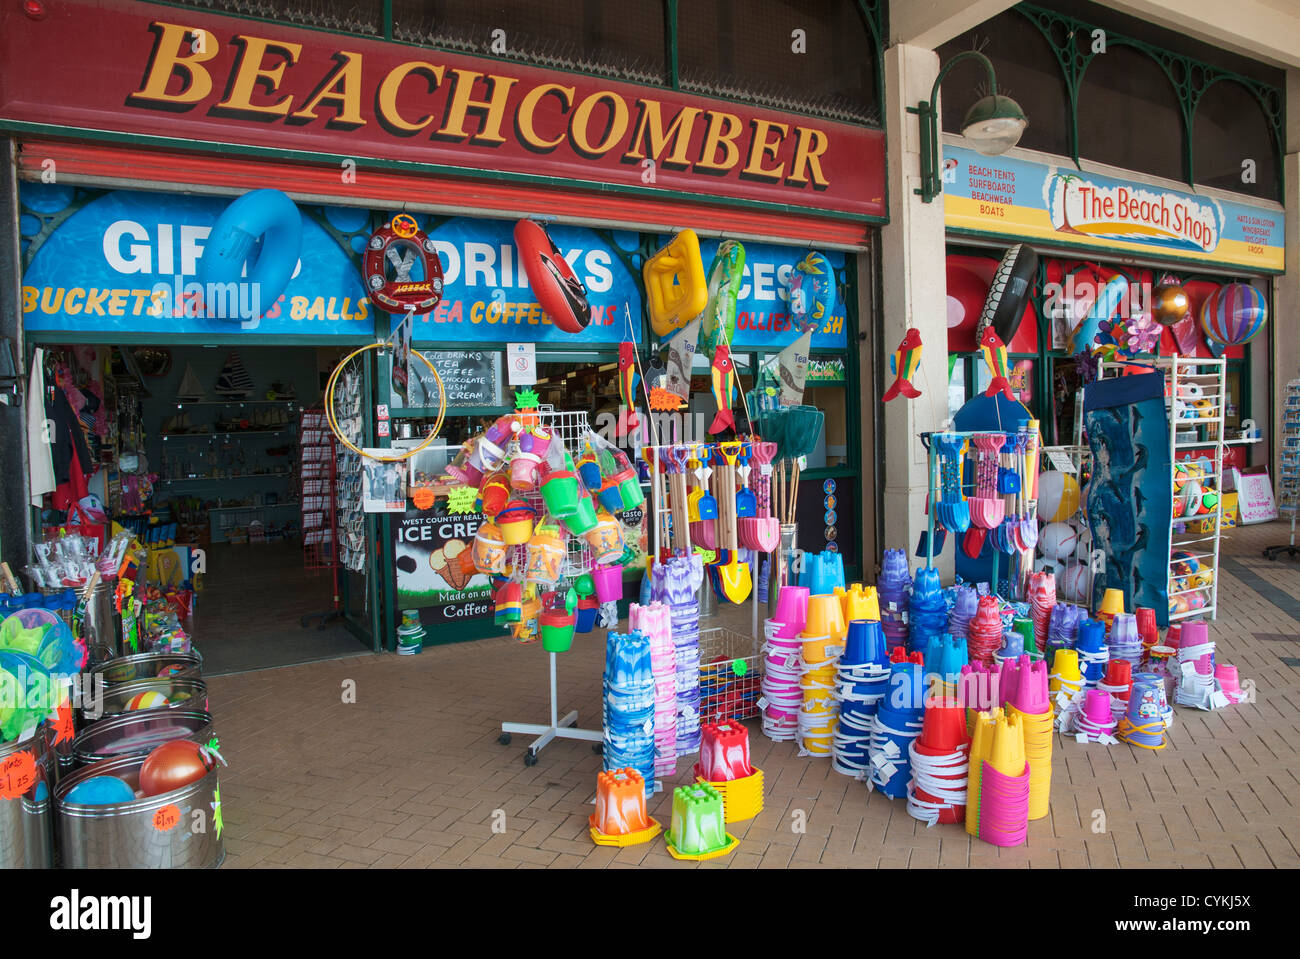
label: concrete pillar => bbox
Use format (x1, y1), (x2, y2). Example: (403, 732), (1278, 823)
(880, 44), (952, 579)
(1273, 67), (1300, 480)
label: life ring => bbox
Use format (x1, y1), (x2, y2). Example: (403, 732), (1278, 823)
(514, 219), (590, 334)
(198, 189), (302, 320)
(788, 250), (837, 335)
(364, 215), (445, 314)
(976, 244), (1037, 344)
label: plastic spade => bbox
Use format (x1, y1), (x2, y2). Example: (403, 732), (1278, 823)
(932, 433), (970, 533)
(736, 445), (758, 518)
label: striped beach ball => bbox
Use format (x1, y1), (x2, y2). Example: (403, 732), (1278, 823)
(125, 690), (170, 711)
(1199, 283), (1268, 346)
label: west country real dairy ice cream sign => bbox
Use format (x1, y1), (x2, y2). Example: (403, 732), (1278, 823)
(943, 145), (1284, 273)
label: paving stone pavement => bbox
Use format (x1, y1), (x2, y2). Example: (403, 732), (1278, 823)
(209, 520), (1300, 868)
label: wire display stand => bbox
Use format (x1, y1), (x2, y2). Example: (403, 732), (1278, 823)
(299, 406), (343, 629)
(1037, 445), (1102, 611)
(1099, 354), (1226, 622)
(1264, 378), (1300, 560)
(499, 406), (603, 766)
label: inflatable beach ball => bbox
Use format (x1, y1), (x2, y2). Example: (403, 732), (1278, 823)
(125, 691), (170, 711)
(1038, 522), (1079, 562)
(1037, 471), (1080, 523)
(1200, 283), (1267, 346)
(1059, 565), (1090, 603)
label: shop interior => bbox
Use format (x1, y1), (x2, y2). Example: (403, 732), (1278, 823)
(34, 343), (371, 675)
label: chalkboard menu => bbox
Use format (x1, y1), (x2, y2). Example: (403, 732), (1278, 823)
(406, 350), (503, 408)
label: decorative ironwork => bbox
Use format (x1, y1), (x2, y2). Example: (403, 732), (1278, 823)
(1016, 2), (1284, 198)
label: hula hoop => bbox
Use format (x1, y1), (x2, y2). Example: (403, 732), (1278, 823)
(325, 343), (446, 462)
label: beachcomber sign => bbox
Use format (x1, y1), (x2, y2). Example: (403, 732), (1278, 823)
(944, 146), (1283, 273)
(0, 0), (885, 221)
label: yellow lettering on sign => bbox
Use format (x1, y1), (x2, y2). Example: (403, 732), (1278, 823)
(290, 52), (366, 129)
(375, 61), (446, 135)
(694, 110), (744, 174)
(741, 118), (789, 182)
(515, 82), (574, 152)
(126, 21), (220, 110)
(569, 91), (630, 159)
(786, 126), (831, 189)
(211, 35), (303, 119)
(434, 69), (518, 145)
(622, 100), (701, 170)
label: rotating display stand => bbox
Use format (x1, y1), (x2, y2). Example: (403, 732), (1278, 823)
(497, 407), (604, 766)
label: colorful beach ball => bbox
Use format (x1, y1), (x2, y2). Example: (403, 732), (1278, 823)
(125, 691), (170, 711)
(1199, 283), (1267, 346)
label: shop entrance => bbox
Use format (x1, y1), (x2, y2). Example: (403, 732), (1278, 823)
(32, 341), (375, 674)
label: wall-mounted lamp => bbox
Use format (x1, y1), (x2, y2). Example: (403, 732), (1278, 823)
(908, 50), (1028, 203)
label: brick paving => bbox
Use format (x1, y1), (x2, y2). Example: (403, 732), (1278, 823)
(210, 520), (1300, 868)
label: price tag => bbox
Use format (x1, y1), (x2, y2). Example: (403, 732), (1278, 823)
(756, 696), (769, 710)
(825, 645), (845, 657)
(1046, 451), (1076, 473)
(152, 804), (182, 832)
(0, 750), (37, 800)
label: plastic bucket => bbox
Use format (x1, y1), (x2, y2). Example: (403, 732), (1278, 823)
(0, 727), (54, 868)
(92, 652), (203, 687)
(89, 678), (209, 724)
(55, 753), (224, 869)
(71, 710), (215, 768)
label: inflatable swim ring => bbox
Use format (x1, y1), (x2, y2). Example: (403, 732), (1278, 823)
(198, 189), (302, 320)
(976, 244), (1036, 344)
(788, 250), (837, 335)
(364, 215), (445, 314)
(644, 230), (707, 337)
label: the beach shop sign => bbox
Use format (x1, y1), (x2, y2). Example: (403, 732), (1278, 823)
(1051, 179), (1219, 252)
(944, 145), (1284, 272)
(0, 0), (885, 220)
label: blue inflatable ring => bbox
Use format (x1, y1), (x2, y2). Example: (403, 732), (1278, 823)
(198, 189), (302, 320)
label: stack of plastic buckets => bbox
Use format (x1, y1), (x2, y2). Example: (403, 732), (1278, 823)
(589, 768), (661, 847)
(1075, 690), (1118, 743)
(1173, 621), (1217, 710)
(1075, 617), (1109, 688)
(967, 709), (1030, 847)
(866, 652), (925, 798)
(1108, 612), (1143, 667)
(923, 634), (969, 699)
(603, 631), (656, 798)
(1134, 607), (1159, 662)
(877, 549), (912, 654)
(947, 585), (978, 644)
(1117, 679), (1167, 749)
(665, 783), (737, 861)
(1027, 571), (1056, 655)
(1045, 604), (1083, 668)
(761, 586), (807, 741)
(798, 595), (844, 758)
(1133, 670), (1175, 727)
(832, 619), (889, 777)
(1000, 655), (1052, 820)
(967, 594), (1004, 665)
(959, 661), (999, 736)
(694, 721), (763, 823)
(1097, 659), (1134, 725)
(907, 698), (970, 825)
(630, 602), (677, 779)
(908, 568), (947, 655)
(651, 555), (704, 754)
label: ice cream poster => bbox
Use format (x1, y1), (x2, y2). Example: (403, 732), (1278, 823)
(392, 507), (494, 621)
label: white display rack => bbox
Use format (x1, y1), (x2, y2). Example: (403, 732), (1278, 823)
(1264, 378), (1300, 560)
(1100, 354), (1225, 622)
